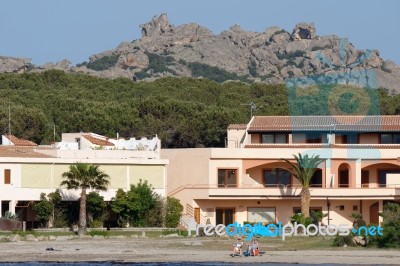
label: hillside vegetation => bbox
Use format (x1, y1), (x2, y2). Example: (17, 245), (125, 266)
(0, 70), (399, 147)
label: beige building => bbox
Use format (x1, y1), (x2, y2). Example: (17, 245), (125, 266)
(163, 116), (400, 227)
(0, 133), (168, 228)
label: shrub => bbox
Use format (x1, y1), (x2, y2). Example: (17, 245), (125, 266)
(248, 60), (257, 77)
(332, 234), (356, 247)
(277, 51), (306, 60)
(86, 192), (107, 226)
(89, 219), (104, 228)
(86, 54), (120, 71)
(311, 45), (334, 51)
(145, 197), (164, 227)
(165, 197), (183, 228)
(376, 202), (400, 248)
(270, 29), (289, 39)
(145, 52), (177, 75)
(350, 213), (366, 229)
(32, 193), (53, 227)
(111, 180), (160, 227)
(188, 62), (251, 83)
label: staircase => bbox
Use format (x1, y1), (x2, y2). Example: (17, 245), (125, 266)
(179, 204), (208, 230)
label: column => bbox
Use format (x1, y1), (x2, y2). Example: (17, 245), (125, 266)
(324, 159), (332, 188)
(378, 200), (383, 224)
(329, 133), (335, 145)
(355, 159), (361, 188)
(9, 200), (16, 215)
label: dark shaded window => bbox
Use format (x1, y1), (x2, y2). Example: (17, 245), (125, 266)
(380, 133), (400, 144)
(310, 169), (322, 187)
(306, 132), (323, 143)
(378, 170), (400, 187)
(264, 169), (291, 187)
(261, 133), (288, 144)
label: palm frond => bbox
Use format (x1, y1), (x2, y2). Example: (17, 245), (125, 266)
(281, 153), (326, 187)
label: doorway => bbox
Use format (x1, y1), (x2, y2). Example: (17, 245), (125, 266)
(194, 208), (200, 224)
(1, 201), (10, 217)
(369, 202), (379, 224)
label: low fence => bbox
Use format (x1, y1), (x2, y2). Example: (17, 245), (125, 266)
(0, 218), (23, 231)
(33, 227), (178, 233)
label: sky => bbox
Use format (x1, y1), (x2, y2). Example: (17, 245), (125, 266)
(1, 0), (399, 65)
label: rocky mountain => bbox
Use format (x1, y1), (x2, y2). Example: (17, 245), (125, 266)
(2, 14), (400, 92)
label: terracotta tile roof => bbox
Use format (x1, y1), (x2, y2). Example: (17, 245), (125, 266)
(227, 124), (247, 130)
(82, 135), (114, 146)
(3, 135), (38, 146)
(244, 143), (400, 149)
(0, 147), (53, 158)
(248, 116), (400, 132)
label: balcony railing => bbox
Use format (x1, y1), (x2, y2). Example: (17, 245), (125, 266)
(168, 183), (400, 198)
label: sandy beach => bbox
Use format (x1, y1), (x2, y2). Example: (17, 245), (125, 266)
(0, 237), (399, 264)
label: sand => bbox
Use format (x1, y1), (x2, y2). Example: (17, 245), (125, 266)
(0, 238), (399, 264)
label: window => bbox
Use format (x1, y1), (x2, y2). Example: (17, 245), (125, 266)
(218, 169), (237, 187)
(247, 207), (276, 224)
(4, 169), (11, 184)
(380, 133), (400, 144)
(293, 207), (322, 223)
(306, 132), (323, 143)
(336, 133), (358, 144)
(216, 208), (235, 225)
(261, 133), (287, 144)
(263, 169), (291, 187)
(310, 169), (322, 187)
(378, 170), (400, 187)
(293, 207), (322, 216)
(361, 170), (369, 187)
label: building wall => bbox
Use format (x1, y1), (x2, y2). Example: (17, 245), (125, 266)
(163, 148), (400, 227)
(162, 149), (211, 211)
(227, 129), (246, 148)
(194, 199), (362, 226)
(0, 157), (168, 218)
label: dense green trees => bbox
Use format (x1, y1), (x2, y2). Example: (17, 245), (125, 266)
(1, 71), (400, 147)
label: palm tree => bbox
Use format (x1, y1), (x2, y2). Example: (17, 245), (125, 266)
(282, 154), (325, 218)
(61, 163), (110, 236)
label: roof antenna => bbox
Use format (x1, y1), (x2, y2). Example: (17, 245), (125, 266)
(241, 102), (259, 119)
(8, 104), (11, 137)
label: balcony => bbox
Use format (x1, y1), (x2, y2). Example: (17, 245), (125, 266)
(211, 145), (400, 160)
(208, 184), (400, 200)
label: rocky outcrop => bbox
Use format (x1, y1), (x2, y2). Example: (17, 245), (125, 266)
(2, 14), (400, 93)
(291, 23), (318, 40)
(0, 56), (31, 73)
(140, 13), (173, 37)
(42, 59), (71, 70)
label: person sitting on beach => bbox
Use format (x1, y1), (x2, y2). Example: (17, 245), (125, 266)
(231, 237), (243, 257)
(247, 238), (259, 256)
